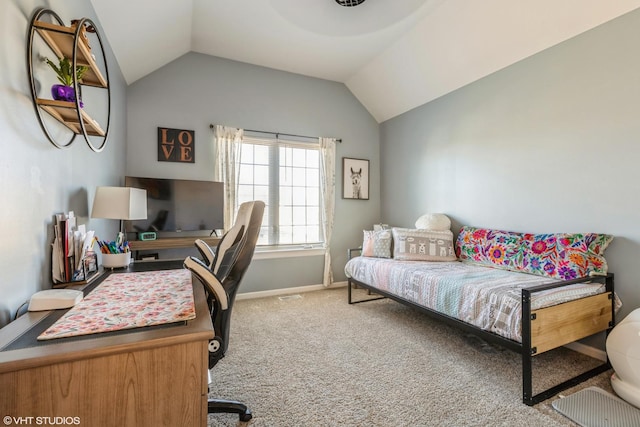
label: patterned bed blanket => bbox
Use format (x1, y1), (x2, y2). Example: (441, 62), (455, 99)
(345, 257), (607, 343)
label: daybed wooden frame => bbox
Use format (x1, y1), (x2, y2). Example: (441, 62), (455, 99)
(346, 250), (615, 406)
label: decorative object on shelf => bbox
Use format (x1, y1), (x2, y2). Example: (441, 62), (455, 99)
(342, 157), (370, 200)
(335, 0), (366, 6)
(46, 57), (88, 106)
(27, 8), (111, 152)
(91, 186), (148, 268)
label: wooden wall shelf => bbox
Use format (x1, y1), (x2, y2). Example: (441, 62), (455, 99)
(27, 8), (111, 152)
(36, 99), (105, 136)
(33, 20), (108, 88)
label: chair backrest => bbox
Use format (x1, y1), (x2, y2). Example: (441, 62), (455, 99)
(186, 200), (264, 366)
(212, 201), (255, 278)
(223, 201), (264, 295)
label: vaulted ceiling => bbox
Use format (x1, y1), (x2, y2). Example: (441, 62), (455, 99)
(89, 0), (640, 122)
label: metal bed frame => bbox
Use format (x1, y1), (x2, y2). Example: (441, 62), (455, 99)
(346, 249), (615, 406)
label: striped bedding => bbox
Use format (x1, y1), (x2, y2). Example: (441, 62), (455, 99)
(345, 257), (608, 343)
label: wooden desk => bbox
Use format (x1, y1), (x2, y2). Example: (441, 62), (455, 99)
(0, 261), (213, 427)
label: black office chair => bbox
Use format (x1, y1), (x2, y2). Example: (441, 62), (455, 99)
(184, 200), (264, 422)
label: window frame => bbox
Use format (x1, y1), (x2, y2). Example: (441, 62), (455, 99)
(237, 135), (324, 249)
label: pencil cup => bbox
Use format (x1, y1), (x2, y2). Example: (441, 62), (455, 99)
(101, 252), (131, 268)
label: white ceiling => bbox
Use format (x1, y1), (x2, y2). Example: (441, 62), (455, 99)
(90, 0), (640, 123)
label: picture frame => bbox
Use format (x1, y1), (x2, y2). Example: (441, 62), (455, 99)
(342, 157), (369, 200)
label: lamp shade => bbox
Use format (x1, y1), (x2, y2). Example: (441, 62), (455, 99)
(91, 186), (147, 220)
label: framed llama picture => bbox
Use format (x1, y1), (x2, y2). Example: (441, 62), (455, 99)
(342, 157), (369, 200)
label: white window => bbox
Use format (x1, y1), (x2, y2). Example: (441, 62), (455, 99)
(237, 136), (322, 248)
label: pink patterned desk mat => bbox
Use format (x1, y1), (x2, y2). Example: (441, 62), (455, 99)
(38, 269), (195, 341)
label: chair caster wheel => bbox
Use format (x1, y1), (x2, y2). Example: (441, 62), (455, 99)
(239, 410), (252, 422)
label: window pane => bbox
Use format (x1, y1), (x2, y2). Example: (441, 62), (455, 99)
(237, 184), (254, 202)
(292, 167), (305, 185)
(240, 144), (254, 163)
(258, 226), (269, 245)
(280, 147), (292, 168)
(292, 225), (306, 242)
(254, 185), (269, 202)
(306, 187), (319, 206)
(291, 187), (305, 205)
(306, 207), (319, 225)
(292, 148), (306, 166)
(280, 186), (292, 205)
(279, 226), (292, 245)
(238, 166), (254, 185)
(306, 168), (319, 187)
(292, 206), (305, 225)
(280, 166), (293, 186)
(306, 226), (320, 242)
(254, 145), (270, 165)
(306, 149), (319, 166)
(254, 165), (269, 183)
(280, 206), (292, 226)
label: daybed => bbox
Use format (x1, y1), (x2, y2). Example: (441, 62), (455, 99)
(345, 225), (617, 406)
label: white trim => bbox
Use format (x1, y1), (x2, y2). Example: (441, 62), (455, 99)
(237, 281), (347, 300)
(253, 247), (325, 260)
(564, 341), (607, 362)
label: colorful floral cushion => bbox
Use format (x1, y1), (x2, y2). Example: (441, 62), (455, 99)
(362, 229), (392, 258)
(455, 226), (613, 280)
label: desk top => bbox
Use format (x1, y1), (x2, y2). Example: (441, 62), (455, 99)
(0, 260), (213, 374)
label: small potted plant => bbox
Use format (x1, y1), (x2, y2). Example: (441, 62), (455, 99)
(45, 57), (89, 106)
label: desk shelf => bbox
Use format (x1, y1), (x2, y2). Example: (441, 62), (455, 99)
(129, 236), (221, 252)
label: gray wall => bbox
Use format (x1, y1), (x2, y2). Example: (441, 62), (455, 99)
(0, 0), (128, 327)
(126, 52), (380, 292)
(380, 9), (640, 322)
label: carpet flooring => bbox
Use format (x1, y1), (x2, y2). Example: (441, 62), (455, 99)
(207, 287), (615, 426)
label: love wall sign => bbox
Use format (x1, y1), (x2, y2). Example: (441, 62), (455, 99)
(158, 127), (195, 163)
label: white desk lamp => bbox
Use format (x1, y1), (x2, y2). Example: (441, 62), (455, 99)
(91, 186), (147, 267)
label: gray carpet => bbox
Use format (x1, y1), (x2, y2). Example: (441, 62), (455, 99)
(207, 287), (615, 426)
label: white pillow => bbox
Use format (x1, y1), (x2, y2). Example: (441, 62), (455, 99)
(415, 213), (451, 231)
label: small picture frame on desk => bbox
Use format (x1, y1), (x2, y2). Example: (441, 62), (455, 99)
(53, 252), (100, 289)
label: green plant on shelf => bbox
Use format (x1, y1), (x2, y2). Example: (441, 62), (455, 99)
(45, 57), (89, 86)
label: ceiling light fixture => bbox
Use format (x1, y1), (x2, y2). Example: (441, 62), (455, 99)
(335, 0), (366, 7)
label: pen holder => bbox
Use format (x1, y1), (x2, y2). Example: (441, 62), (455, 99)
(101, 252), (131, 269)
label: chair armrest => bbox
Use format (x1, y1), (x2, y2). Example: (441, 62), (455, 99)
(195, 238), (216, 269)
(347, 247), (362, 260)
(184, 256), (228, 310)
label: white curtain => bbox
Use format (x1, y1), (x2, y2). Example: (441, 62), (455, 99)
(319, 137), (337, 287)
(213, 125), (243, 231)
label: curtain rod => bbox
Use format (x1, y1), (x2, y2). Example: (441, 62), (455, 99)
(209, 124), (342, 143)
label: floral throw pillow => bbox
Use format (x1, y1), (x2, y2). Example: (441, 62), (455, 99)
(362, 229), (392, 258)
(456, 226), (613, 280)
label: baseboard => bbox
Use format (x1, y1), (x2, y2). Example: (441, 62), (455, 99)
(236, 281), (347, 300)
(564, 341), (607, 362)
